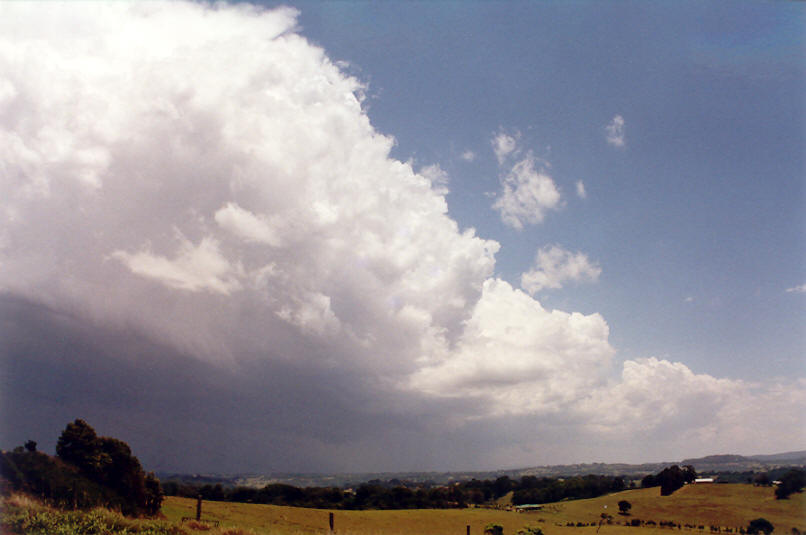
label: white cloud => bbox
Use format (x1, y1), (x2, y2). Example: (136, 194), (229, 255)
(409, 278), (614, 415)
(605, 115), (626, 147)
(418, 163), (450, 194)
(521, 245), (601, 295)
(575, 180), (586, 199)
(684, 296), (695, 303)
(112, 236), (243, 295)
(578, 358), (806, 457)
(492, 154), (562, 229)
(460, 150), (475, 162)
(786, 284), (806, 293)
(215, 202), (284, 247)
(491, 129), (519, 165)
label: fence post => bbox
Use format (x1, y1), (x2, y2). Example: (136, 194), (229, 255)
(329, 512), (334, 533)
(196, 494), (202, 521)
(467, 525), (471, 535)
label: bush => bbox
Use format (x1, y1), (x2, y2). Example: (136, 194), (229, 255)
(775, 469), (805, 500)
(0, 494), (183, 535)
(618, 499), (631, 515)
(748, 519), (774, 535)
(486, 523), (504, 535)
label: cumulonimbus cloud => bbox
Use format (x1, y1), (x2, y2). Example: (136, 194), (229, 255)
(0, 2), (802, 468)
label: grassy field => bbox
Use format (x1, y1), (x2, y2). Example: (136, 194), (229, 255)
(161, 484), (806, 535)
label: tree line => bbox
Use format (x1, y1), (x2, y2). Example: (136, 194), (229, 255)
(163, 473), (629, 509)
(0, 419), (163, 516)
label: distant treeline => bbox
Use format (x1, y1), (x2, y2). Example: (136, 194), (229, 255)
(163, 473), (629, 509)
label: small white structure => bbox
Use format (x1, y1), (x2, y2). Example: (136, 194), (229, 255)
(515, 504), (544, 512)
(694, 478), (715, 484)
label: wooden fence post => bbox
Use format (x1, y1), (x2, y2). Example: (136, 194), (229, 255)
(196, 495), (202, 521)
(329, 512), (334, 533)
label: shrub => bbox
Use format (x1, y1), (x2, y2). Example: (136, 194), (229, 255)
(618, 499), (632, 515)
(747, 519), (774, 535)
(486, 523), (504, 535)
(775, 470), (805, 500)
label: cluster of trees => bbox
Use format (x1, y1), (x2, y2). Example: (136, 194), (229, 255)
(0, 419), (163, 516)
(641, 465), (697, 496)
(165, 480), (469, 509)
(509, 475), (626, 505)
(774, 469), (805, 500)
(164, 473), (627, 510)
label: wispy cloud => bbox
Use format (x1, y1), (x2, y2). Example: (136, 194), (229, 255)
(490, 130), (562, 229)
(576, 180), (586, 199)
(605, 115), (626, 147)
(460, 150), (476, 162)
(491, 129), (520, 165)
(786, 284), (806, 293)
(520, 244), (601, 295)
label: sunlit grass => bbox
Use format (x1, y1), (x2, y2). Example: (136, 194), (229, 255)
(160, 484), (806, 535)
(3, 485), (804, 535)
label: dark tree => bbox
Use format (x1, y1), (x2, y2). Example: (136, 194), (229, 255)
(747, 518), (774, 535)
(54, 419), (163, 516)
(493, 476), (512, 498)
(774, 469), (805, 500)
(24, 440), (37, 453)
(618, 499), (632, 515)
(682, 465), (697, 483)
(56, 419), (100, 475)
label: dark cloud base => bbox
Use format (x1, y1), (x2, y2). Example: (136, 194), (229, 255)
(0, 294), (506, 473)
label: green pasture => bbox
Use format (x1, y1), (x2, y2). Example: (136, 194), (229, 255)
(160, 484), (806, 535)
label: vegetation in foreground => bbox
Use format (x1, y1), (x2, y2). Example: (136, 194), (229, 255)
(1, 419), (163, 516)
(0, 493), (255, 535)
(2, 482), (804, 535)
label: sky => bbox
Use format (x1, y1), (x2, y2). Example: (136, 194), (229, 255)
(0, 1), (804, 474)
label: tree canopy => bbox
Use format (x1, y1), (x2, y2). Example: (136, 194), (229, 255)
(2, 419), (163, 516)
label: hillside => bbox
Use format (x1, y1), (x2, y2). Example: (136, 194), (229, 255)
(158, 483), (805, 535)
(159, 450), (806, 489)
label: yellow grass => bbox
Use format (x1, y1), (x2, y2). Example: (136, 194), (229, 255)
(161, 485), (806, 535)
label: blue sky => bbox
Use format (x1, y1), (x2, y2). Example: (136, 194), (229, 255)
(0, 1), (803, 473)
(288, 0), (805, 380)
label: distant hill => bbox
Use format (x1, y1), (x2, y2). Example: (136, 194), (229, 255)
(681, 451), (806, 473)
(159, 449), (806, 489)
(748, 450), (806, 463)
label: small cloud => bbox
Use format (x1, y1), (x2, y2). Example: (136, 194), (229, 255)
(786, 284), (806, 294)
(460, 150), (475, 162)
(112, 236), (243, 295)
(491, 129), (520, 165)
(605, 115), (626, 147)
(684, 296), (695, 303)
(492, 154), (562, 229)
(575, 180), (586, 199)
(521, 244), (601, 295)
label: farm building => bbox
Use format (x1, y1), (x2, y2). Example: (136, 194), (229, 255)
(515, 504), (544, 512)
